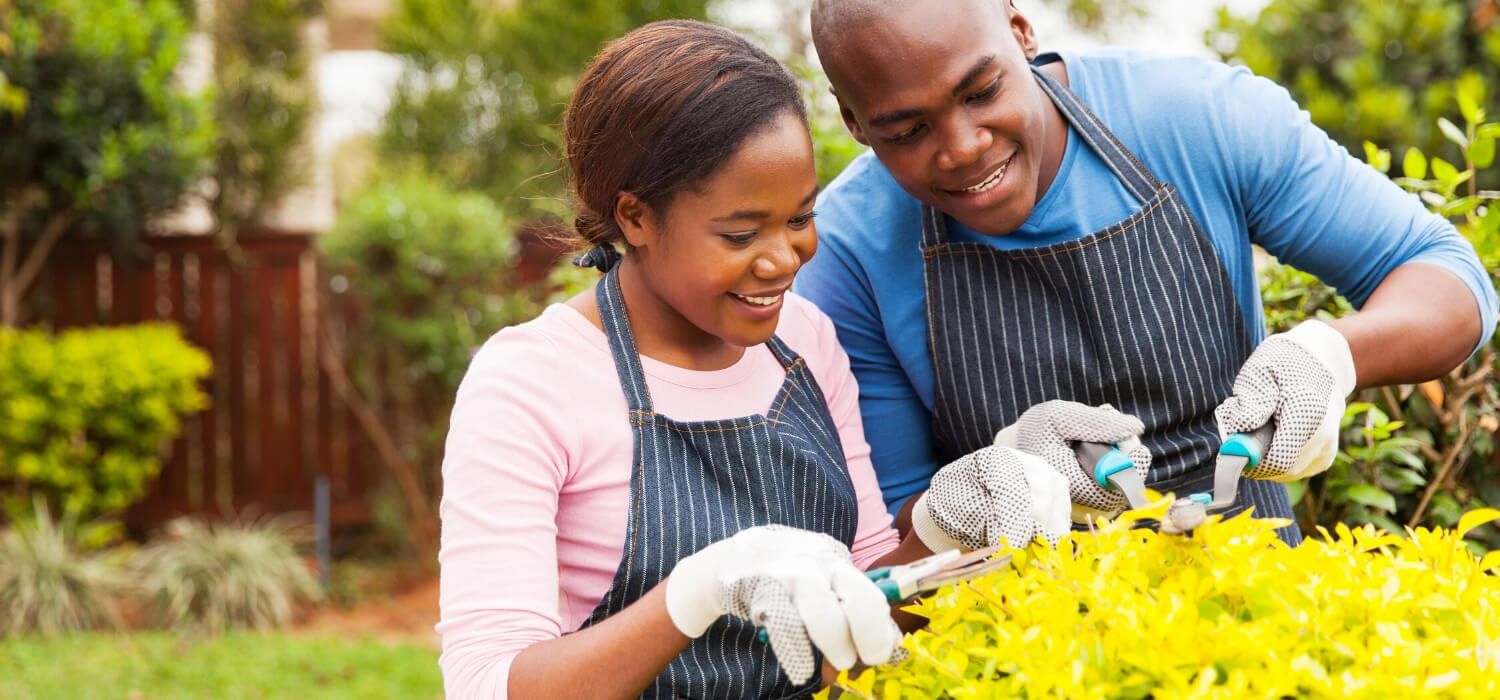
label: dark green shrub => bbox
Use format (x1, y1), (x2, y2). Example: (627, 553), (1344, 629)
(0, 324), (211, 520)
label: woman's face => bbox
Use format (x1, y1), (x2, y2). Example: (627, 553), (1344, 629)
(625, 110), (819, 354)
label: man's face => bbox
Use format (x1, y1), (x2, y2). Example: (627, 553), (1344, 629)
(823, 1), (1066, 237)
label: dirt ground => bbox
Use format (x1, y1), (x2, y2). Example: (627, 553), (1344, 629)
(296, 576), (441, 648)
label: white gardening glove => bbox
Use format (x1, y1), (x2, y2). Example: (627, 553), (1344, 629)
(994, 400), (1152, 524)
(1214, 320), (1357, 482)
(663, 525), (902, 685)
(910, 445), (1071, 552)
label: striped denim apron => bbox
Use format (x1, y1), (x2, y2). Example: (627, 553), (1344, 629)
(920, 64), (1299, 544)
(579, 266), (860, 699)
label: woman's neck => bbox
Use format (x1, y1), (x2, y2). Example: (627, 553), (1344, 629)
(573, 260), (747, 372)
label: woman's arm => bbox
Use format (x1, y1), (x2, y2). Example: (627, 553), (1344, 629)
(505, 583), (689, 699)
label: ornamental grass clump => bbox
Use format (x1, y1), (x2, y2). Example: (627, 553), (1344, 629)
(829, 501), (1500, 699)
(132, 513), (322, 634)
(0, 501), (125, 637)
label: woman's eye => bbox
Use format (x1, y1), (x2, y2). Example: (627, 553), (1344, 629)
(720, 232), (757, 246)
(788, 211), (817, 230)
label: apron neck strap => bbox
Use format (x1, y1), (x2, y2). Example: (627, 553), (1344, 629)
(595, 266), (655, 413)
(1029, 60), (1160, 203)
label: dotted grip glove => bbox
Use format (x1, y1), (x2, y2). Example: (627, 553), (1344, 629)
(994, 400), (1152, 524)
(911, 445), (1072, 552)
(1214, 320), (1357, 483)
(663, 525), (902, 685)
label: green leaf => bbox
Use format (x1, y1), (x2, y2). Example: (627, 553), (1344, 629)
(1403, 148), (1427, 180)
(1430, 157), (1460, 184)
(1456, 85), (1481, 126)
(1346, 484), (1397, 512)
(1468, 136), (1495, 170)
(1438, 118), (1468, 149)
(1441, 196), (1482, 218)
(1362, 141), (1390, 173)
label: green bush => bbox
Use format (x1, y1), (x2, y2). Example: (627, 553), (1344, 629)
(1212, 0), (1500, 188)
(0, 324), (210, 520)
(828, 508), (1500, 698)
(0, 500), (126, 637)
(132, 512), (322, 633)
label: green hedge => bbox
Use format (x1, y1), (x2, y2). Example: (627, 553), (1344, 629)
(0, 324), (210, 520)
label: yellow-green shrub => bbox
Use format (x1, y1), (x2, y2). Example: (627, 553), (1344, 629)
(830, 503), (1500, 699)
(0, 324), (210, 520)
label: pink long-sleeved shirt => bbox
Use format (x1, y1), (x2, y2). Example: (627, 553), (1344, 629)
(436, 293), (900, 698)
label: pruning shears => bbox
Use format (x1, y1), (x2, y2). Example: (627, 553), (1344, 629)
(756, 545), (1011, 642)
(1075, 422), (1275, 534)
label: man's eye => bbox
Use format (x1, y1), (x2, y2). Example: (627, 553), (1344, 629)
(720, 232), (757, 245)
(788, 211), (817, 230)
(889, 125), (924, 145)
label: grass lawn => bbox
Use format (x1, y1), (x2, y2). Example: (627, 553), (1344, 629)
(0, 632), (442, 699)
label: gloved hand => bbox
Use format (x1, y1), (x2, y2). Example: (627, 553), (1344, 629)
(910, 445), (1071, 552)
(663, 525), (902, 684)
(994, 400), (1152, 524)
(1214, 320), (1357, 482)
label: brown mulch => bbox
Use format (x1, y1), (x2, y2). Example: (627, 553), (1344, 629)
(295, 576), (441, 648)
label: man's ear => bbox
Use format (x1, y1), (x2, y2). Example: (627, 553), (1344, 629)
(615, 191), (656, 249)
(1009, 2), (1039, 61)
(833, 89), (870, 147)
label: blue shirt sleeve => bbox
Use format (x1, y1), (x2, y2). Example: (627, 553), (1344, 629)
(1216, 63), (1499, 353)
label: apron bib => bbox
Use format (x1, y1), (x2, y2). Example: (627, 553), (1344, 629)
(579, 267), (860, 698)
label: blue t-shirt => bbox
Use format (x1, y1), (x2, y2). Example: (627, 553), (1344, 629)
(796, 48), (1500, 514)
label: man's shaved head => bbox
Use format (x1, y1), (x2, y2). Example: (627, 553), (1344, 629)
(810, 0), (906, 68)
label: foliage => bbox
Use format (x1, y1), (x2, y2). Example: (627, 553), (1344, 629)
(0, 500), (126, 638)
(320, 172), (538, 555)
(0, 324), (210, 520)
(0, 0), (213, 325)
(0, 631), (442, 699)
(377, 0), (712, 222)
(1258, 92), (1500, 545)
(1210, 0), (1500, 188)
(132, 512), (322, 633)
(208, 0), (321, 231)
(826, 506), (1500, 699)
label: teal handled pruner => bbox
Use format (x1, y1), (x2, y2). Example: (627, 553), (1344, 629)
(756, 545), (1011, 642)
(863, 544), (1012, 604)
(1075, 422), (1275, 534)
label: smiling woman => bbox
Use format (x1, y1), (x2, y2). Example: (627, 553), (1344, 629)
(433, 20), (914, 700)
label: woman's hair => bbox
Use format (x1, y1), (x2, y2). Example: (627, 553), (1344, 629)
(563, 20), (808, 254)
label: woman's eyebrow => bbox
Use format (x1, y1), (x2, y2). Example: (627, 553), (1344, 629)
(710, 186), (820, 222)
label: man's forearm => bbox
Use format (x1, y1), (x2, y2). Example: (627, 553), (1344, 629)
(1327, 261), (1484, 389)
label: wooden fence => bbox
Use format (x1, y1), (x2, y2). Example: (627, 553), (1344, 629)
(32, 232), (376, 531)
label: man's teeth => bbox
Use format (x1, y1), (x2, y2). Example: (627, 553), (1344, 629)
(733, 293), (780, 306)
(962, 161), (1008, 193)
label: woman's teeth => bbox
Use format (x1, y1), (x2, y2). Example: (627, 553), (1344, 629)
(961, 159), (1009, 193)
(732, 293), (780, 306)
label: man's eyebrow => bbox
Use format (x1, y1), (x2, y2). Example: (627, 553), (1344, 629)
(865, 55), (998, 128)
(951, 55), (996, 98)
(709, 186), (821, 222)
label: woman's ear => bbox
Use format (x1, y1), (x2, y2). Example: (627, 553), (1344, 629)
(615, 192), (656, 248)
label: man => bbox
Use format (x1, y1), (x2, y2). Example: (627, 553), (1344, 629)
(798, 0), (1498, 544)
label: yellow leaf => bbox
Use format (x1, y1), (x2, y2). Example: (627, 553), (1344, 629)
(1480, 551), (1500, 572)
(1456, 508), (1500, 539)
(1425, 670), (1462, 692)
(1480, 414), (1499, 433)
